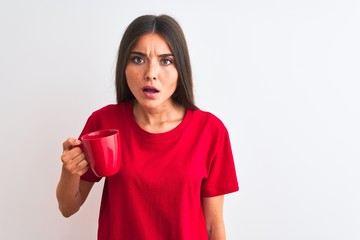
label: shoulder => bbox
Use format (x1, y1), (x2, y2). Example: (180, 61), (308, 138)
(91, 101), (131, 118)
(85, 101), (132, 129)
(190, 109), (228, 133)
(79, 101), (132, 137)
(192, 109), (226, 126)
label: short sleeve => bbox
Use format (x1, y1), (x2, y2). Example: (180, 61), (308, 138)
(79, 114), (103, 183)
(201, 128), (239, 197)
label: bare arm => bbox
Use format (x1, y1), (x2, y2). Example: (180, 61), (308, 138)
(202, 195), (226, 240)
(56, 138), (94, 217)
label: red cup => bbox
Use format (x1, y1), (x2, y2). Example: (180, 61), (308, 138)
(80, 129), (121, 177)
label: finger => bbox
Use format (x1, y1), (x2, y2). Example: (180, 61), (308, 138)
(76, 158), (89, 169)
(75, 154), (88, 167)
(71, 158), (89, 176)
(62, 137), (81, 151)
(63, 156), (87, 175)
(76, 165), (89, 176)
(65, 164), (89, 176)
(60, 147), (83, 165)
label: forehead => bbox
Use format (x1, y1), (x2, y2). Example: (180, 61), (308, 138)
(132, 33), (172, 53)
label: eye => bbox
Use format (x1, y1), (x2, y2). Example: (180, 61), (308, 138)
(161, 58), (174, 66)
(131, 56), (145, 64)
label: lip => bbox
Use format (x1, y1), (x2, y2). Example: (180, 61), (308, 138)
(141, 86), (159, 98)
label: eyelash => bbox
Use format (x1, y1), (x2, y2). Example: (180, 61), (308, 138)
(131, 56), (144, 64)
(161, 58), (174, 65)
(130, 56), (174, 66)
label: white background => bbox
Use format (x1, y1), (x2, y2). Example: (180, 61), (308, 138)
(1, 0), (359, 239)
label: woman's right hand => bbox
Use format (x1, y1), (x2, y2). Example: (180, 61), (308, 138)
(61, 138), (89, 176)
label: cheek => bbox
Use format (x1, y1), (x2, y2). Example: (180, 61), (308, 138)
(164, 68), (178, 84)
(125, 68), (135, 90)
(170, 72), (179, 88)
(125, 67), (141, 85)
(124, 66), (132, 80)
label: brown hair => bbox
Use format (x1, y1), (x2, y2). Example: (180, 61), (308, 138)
(115, 14), (198, 109)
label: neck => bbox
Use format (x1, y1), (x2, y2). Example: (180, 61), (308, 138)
(132, 100), (186, 133)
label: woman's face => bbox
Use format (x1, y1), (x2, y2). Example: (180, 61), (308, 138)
(125, 33), (178, 111)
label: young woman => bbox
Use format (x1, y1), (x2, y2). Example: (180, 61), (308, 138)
(56, 14), (239, 240)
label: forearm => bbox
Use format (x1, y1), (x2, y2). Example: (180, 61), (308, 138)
(202, 195), (226, 240)
(208, 222), (226, 240)
(56, 166), (83, 217)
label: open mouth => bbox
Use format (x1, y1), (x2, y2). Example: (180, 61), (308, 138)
(142, 86), (159, 98)
(142, 87), (159, 93)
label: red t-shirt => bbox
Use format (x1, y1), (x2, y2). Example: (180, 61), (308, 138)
(80, 101), (239, 239)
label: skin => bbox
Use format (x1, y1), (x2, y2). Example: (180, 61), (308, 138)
(56, 138), (93, 218)
(56, 33), (226, 239)
(125, 33), (184, 133)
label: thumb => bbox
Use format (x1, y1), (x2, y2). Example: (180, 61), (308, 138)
(62, 137), (81, 151)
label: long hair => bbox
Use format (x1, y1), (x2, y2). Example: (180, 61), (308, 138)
(115, 14), (198, 110)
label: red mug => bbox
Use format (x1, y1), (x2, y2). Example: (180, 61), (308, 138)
(80, 129), (121, 177)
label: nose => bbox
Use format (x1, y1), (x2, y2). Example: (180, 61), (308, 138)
(144, 62), (158, 81)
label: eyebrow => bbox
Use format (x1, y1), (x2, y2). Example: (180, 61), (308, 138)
(129, 51), (174, 58)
